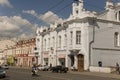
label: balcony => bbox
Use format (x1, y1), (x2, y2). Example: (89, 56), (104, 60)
(69, 44), (81, 51)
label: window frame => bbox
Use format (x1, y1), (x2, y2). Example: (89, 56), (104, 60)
(114, 32), (120, 47)
(76, 31), (81, 44)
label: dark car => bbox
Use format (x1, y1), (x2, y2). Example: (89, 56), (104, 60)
(51, 65), (68, 73)
(0, 67), (6, 78)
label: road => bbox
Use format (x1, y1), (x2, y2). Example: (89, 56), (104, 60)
(0, 67), (119, 80)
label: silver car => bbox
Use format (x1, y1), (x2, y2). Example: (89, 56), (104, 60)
(1, 65), (9, 69)
(38, 65), (49, 71)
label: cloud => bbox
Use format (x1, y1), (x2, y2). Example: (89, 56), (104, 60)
(0, 16), (38, 38)
(22, 10), (37, 17)
(39, 11), (63, 24)
(0, 0), (13, 8)
(23, 10), (63, 25)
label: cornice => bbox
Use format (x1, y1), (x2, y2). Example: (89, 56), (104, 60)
(40, 17), (120, 36)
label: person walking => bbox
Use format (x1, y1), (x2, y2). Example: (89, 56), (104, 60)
(116, 63), (120, 74)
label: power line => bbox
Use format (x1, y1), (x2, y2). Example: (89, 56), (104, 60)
(84, 1), (104, 11)
(43, 0), (65, 13)
(0, 0), (66, 39)
(36, 1), (73, 26)
(26, 0), (65, 24)
(9, 1), (105, 38)
(9, 1), (73, 38)
(1, 0), (114, 39)
(85, 0), (105, 11)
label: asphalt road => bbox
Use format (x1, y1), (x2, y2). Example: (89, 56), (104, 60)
(0, 67), (119, 80)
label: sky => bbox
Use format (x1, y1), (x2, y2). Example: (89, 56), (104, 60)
(0, 0), (119, 39)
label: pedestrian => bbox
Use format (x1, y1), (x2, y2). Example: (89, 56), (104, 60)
(116, 62), (120, 74)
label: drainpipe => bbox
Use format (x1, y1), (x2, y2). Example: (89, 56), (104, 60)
(89, 17), (95, 70)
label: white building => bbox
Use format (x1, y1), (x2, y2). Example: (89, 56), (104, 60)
(36, 0), (120, 72)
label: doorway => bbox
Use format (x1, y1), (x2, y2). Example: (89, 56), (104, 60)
(77, 54), (84, 71)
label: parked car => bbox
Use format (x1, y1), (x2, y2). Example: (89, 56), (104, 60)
(1, 64), (9, 69)
(51, 65), (68, 73)
(38, 65), (49, 71)
(0, 66), (6, 78)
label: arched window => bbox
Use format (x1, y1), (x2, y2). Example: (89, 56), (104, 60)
(76, 31), (81, 44)
(44, 39), (46, 50)
(114, 32), (119, 46)
(48, 38), (50, 49)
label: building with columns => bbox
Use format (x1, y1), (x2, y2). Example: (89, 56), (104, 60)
(36, 0), (120, 72)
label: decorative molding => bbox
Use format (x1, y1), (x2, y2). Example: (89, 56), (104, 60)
(93, 47), (120, 51)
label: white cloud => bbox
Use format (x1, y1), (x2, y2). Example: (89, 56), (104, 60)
(40, 11), (63, 24)
(0, 0), (13, 8)
(22, 10), (37, 17)
(0, 16), (38, 38)
(23, 10), (63, 25)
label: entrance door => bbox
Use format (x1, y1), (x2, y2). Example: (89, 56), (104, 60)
(77, 54), (84, 71)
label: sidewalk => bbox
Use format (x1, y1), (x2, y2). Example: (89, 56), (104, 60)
(69, 71), (120, 79)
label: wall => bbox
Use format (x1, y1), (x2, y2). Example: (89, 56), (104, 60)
(91, 20), (120, 67)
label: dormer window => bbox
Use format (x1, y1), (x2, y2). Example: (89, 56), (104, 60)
(57, 24), (61, 27)
(43, 29), (46, 32)
(76, 10), (78, 14)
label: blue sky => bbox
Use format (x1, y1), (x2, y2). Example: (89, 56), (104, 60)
(0, 0), (118, 39)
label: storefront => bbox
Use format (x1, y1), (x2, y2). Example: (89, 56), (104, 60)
(58, 54), (66, 66)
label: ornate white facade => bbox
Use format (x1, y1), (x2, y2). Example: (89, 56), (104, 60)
(36, 0), (120, 72)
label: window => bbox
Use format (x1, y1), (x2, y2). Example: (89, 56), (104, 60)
(37, 38), (40, 42)
(44, 39), (46, 50)
(76, 31), (81, 44)
(114, 32), (119, 46)
(76, 9), (78, 14)
(115, 11), (120, 21)
(53, 37), (55, 47)
(115, 12), (117, 20)
(64, 34), (67, 47)
(48, 38), (50, 49)
(58, 36), (61, 48)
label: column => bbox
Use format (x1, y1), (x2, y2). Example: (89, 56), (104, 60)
(74, 55), (77, 69)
